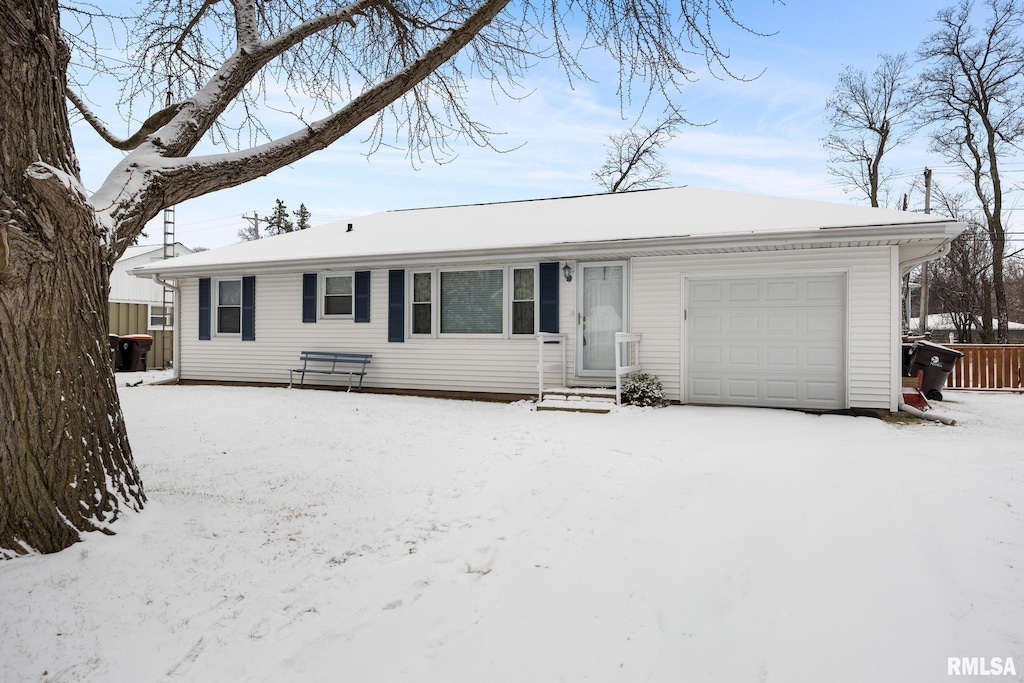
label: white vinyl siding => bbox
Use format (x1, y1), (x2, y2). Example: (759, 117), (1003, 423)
(629, 246), (895, 410)
(177, 246), (896, 408)
(179, 271), (566, 395)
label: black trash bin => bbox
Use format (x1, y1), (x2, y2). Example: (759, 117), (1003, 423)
(908, 340), (963, 401)
(119, 334), (154, 372)
(108, 334), (123, 370)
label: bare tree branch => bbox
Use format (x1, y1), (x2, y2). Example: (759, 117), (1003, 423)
(592, 113), (685, 192)
(823, 53), (915, 207)
(66, 87), (181, 151)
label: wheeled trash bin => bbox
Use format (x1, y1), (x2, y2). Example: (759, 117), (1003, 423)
(119, 334), (154, 372)
(907, 340), (963, 401)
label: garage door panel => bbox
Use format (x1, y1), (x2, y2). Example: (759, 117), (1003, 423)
(728, 313), (759, 335)
(727, 281), (759, 302)
(766, 280), (799, 302)
(766, 345), (799, 369)
(691, 312), (723, 334)
(726, 378), (759, 400)
(728, 346), (759, 366)
(765, 379), (799, 401)
(690, 281), (723, 304)
(687, 274), (846, 409)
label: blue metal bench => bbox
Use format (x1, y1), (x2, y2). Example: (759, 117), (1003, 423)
(289, 351), (372, 390)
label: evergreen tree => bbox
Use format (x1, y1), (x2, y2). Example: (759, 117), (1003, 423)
(265, 199), (294, 236)
(293, 203), (312, 230)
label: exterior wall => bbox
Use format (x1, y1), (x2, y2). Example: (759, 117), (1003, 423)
(629, 246), (897, 410)
(179, 268), (578, 395)
(108, 302), (173, 370)
(176, 246), (897, 408)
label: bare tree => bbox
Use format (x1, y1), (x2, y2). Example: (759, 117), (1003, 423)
(0, 0), (772, 556)
(823, 53), (916, 207)
(593, 114), (684, 193)
(928, 186), (993, 341)
(916, 0), (1024, 343)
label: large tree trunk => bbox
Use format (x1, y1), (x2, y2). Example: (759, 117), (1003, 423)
(1, 0), (145, 557)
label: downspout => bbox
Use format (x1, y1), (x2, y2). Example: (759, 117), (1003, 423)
(898, 398), (957, 425)
(153, 274), (181, 382)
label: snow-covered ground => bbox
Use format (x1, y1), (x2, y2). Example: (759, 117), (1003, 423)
(2, 385), (1022, 682)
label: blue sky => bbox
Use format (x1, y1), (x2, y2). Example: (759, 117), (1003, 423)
(71, 0), (1018, 249)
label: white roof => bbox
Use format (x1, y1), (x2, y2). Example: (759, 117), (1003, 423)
(135, 186), (962, 276)
(909, 314), (1024, 331)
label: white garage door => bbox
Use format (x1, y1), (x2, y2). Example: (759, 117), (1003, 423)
(686, 274), (847, 410)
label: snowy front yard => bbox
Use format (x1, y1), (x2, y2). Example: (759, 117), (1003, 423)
(2, 385), (1023, 682)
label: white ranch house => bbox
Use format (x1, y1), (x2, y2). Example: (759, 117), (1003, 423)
(133, 187), (963, 413)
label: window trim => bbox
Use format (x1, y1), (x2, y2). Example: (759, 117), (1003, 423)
(320, 271), (355, 319)
(438, 266), (506, 337)
(409, 269), (436, 337)
(214, 277), (242, 336)
(508, 264), (539, 337)
(147, 303), (174, 331)
(404, 264), (544, 339)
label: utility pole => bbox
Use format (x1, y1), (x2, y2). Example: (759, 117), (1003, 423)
(919, 167), (932, 335)
(241, 212), (265, 240)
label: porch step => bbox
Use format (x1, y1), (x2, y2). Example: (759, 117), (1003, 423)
(541, 387), (617, 400)
(536, 387), (617, 414)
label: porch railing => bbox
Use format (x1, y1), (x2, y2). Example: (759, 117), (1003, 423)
(536, 333), (567, 401)
(944, 344), (1024, 391)
(614, 332), (642, 406)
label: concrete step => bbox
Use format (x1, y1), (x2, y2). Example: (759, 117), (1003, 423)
(541, 387), (617, 401)
(536, 387), (617, 413)
(536, 398), (613, 414)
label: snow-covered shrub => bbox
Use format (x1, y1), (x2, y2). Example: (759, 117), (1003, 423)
(620, 373), (667, 407)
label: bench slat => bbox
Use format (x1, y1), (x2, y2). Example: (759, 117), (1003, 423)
(290, 351), (372, 391)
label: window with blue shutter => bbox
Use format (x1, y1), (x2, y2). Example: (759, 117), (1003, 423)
(354, 271), (370, 323)
(539, 262), (559, 333)
(302, 273), (317, 323)
(198, 278), (211, 340)
(241, 276), (256, 341)
(388, 270), (404, 342)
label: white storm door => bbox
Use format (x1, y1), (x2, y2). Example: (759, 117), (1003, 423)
(578, 261), (627, 376)
(686, 274), (847, 409)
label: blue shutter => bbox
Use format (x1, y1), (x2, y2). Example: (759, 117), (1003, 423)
(241, 276), (256, 341)
(198, 278), (211, 340)
(539, 262), (559, 333)
(302, 273), (317, 323)
(354, 271), (371, 323)
(388, 269), (405, 342)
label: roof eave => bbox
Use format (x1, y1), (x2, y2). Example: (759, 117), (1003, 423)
(131, 220), (965, 278)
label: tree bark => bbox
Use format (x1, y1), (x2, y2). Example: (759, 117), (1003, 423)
(1, 0), (145, 557)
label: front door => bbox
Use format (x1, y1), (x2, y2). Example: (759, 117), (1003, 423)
(577, 261), (627, 376)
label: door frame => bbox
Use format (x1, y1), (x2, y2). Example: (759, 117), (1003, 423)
(576, 260), (629, 379)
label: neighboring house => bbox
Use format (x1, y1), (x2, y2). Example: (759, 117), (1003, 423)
(133, 187), (964, 413)
(110, 243), (194, 369)
(907, 314), (1024, 343)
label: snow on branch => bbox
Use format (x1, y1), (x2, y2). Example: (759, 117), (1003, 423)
(124, 0), (513, 212)
(66, 88), (181, 151)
